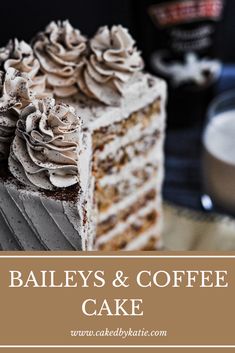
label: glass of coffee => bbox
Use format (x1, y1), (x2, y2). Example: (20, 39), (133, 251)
(202, 90), (235, 215)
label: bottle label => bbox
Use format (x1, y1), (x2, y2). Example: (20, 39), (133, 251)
(148, 0), (224, 87)
(149, 0), (224, 28)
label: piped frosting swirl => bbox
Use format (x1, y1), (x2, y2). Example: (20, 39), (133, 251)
(9, 98), (82, 190)
(33, 20), (87, 98)
(0, 39), (46, 97)
(78, 25), (144, 106)
(0, 67), (35, 160)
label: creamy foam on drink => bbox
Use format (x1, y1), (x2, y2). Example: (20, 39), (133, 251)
(203, 110), (235, 213)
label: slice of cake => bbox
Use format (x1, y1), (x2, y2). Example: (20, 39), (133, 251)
(0, 21), (166, 251)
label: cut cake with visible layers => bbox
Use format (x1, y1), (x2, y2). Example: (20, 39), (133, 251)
(66, 72), (167, 250)
(0, 21), (167, 251)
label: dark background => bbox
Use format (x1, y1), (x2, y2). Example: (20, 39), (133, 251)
(0, 0), (131, 43)
(0, 0), (235, 63)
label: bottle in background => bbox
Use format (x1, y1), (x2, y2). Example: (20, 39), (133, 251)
(133, 0), (225, 128)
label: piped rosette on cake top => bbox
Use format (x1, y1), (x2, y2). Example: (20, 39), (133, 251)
(77, 25), (144, 106)
(0, 30), (91, 193)
(0, 38), (48, 98)
(0, 21), (146, 165)
(33, 20), (87, 98)
(0, 38), (48, 160)
(0, 69), (33, 160)
(9, 98), (84, 191)
(32, 21), (144, 105)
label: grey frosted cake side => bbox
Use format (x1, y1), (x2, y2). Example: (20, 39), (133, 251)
(0, 177), (85, 250)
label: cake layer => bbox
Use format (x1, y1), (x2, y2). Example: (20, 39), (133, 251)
(124, 224), (162, 251)
(97, 156), (164, 221)
(96, 138), (163, 213)
(96, 198), (159, 245)
(94, 130), (160, 179)
(94, 122), (164, 250)
(96, 163), (158, 212)
(97, 186), (157, 237)
(92, 99), (161, 151)
(140, 236), (160, 250)
(93, 96), (165, 240)
(98, 145), (160, 188)
(93, 104), (164, 163)
(97, 209), (158, 250)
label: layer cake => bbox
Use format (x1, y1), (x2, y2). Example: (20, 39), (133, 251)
(0, 21), (166, 250)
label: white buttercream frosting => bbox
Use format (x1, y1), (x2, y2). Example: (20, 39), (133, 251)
(33, 20), (87, 98)
(9, 98), (82, 190)
(77, 25), (144, 106)
(0, 39), (46, 97)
